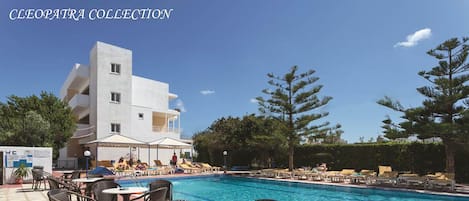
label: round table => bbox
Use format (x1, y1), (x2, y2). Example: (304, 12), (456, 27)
(72, 177), (103, 196)
(102, 187), (148, 201)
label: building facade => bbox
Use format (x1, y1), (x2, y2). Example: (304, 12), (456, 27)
(58, 42), (182, 167)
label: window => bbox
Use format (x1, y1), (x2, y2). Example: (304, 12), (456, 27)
(138, 113), (144, 120)
(111, 92), (121, 103)
(111, 63), (121, 74)
(111, 123), (121, 133)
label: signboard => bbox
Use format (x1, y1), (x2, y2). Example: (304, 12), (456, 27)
(4, 150), (33, 168)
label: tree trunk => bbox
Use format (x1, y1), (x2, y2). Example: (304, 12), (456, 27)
(444, 140), (456, 174)
(288, 145), (294, 171)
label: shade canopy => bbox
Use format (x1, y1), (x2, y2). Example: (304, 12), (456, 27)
(148, 137), (192, 149)
(86, 134), (146, 146)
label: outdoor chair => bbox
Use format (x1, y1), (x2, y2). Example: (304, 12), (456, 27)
(369, 166), (398, 186)
(91, 179), (120, 201)
(324, 171), (344, 183)
(199, 163), (221, 172)
(426, 172), (455, 192)
(48, 189), (96, 201)
(149, 180), (173, 201)
(154, 160), (174, 175)
(32, 168), (47, 190)
(339, 169), (356, 183)
(178, 163), (201, 174)
(396, 173), (428, 189)
(47, 176), (82, 197)
(130, 187), (167, 201)
(63, 170), (81, 183)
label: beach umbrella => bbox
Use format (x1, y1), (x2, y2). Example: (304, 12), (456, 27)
(148, 137), (192, 160)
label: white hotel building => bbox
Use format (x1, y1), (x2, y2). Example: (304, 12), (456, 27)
(58, 42), (185, 168)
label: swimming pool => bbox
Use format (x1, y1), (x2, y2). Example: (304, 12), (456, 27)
(117, 175), (469, 201)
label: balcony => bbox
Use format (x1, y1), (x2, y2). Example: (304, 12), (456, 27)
(69, 94), (89, 114)
(152, 126), (181, 134)
(152, 126), (181, 133)
(60, 64), (89, 102)
(71, 124), (94, 139)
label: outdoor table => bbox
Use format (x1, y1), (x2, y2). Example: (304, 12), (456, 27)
(72, 177), (103, 196)
(102, 187), (148, 201)
(61, 170), (74, 179)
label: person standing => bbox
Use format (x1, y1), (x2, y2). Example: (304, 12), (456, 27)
(171, 152), (178, 166)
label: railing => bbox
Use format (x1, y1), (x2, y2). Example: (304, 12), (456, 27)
(152, 126), (180, 133)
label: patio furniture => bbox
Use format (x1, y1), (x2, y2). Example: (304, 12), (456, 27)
(178, 163), (202, 174)
(368, 166), (398, 186)
(32, 168), (47, 190)
(199, 163), (221, 173)
(48, 176), (81, 193)
(427, 172), (455, 192)
(397, 173), (428, 189)
(149, 180), (173, 201)
(91, 180), (120, 201)
(129, 187), (167, 201)
(103, 186), (148, 201)
(48, 189), (96, 201)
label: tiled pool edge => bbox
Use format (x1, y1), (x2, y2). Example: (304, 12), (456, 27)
(237, 175), (469, 199)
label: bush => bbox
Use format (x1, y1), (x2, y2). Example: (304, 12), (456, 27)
(295, 142), (469, 183)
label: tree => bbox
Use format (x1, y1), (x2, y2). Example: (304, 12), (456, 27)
(192, 115), (286, 168)
(0, 92), (76, 159)
(378, 37), (469, 174)
(256, 66), (333, 170)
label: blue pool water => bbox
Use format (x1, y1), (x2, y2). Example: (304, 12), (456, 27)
(117, 175), (469, 201)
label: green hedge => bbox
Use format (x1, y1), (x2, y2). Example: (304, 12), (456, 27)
(294, 143), (469, 183)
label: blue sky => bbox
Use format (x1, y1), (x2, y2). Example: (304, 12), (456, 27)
(1, 0), (468, 142)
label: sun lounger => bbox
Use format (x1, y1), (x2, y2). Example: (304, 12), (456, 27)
(368, 166), (398, 186)
(179, 163), (202, 173)
(199, 163), (221, 173)
(426, 173), (455, 191)
(325, 171), (344, 183)
(397, 173), (428, 189)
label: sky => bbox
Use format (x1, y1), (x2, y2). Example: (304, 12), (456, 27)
(0, 0), (468, 143)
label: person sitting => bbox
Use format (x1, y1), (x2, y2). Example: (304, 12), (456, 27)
(313, 163), (328, 173)
(135, 160), (147, 170)
(115, 157), (128, 171)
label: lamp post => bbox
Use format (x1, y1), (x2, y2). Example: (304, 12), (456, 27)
(84, 150), (91, 178)
(223, 151), (227, 174)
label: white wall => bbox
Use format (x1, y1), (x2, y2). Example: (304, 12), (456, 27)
(132, 76), (169, 110)
(91, 42), (133, 139)
(0, 146), (52, 184)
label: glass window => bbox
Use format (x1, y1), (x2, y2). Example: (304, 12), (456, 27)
(111, 123), (120, 133)
(111, 92), (121, 103)
(111, 63), (121, 74)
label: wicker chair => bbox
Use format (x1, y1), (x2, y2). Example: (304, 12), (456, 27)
(130, 187), (168, 201)
(91, 180), (120, 201)
(48, 189), (96, 201)
(47, 176), (83, 200)
(149, 180), (173, 201)
(32, 168), (47, 190)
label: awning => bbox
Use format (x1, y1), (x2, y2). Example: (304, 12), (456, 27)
(148, 137), (192, 149)
(85, 134), (146, 146)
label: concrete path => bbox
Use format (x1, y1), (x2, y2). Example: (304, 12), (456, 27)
(0, 184), (48, 201)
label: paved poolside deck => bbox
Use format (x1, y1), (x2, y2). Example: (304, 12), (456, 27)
(2, 171), (469, 201)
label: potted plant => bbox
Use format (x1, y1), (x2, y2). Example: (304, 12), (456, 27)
(14, 163), (30, 184)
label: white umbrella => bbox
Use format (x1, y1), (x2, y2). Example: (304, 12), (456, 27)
(148, 137), (192, 160)
(85, 134), (147, 163)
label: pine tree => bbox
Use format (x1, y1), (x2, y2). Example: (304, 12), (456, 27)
(379, 37), (469, 174)
(257, 66), (334, 170)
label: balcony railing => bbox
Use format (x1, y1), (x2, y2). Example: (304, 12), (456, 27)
(69, 94), (89, 110)
(152, 126), (180, 133)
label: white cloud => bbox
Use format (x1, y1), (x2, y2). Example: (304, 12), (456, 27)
(200, 90), (215, 95)
(250, 98), (258, 103)
(175, 99), (186, 112)
(394, 28), (432, 48)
